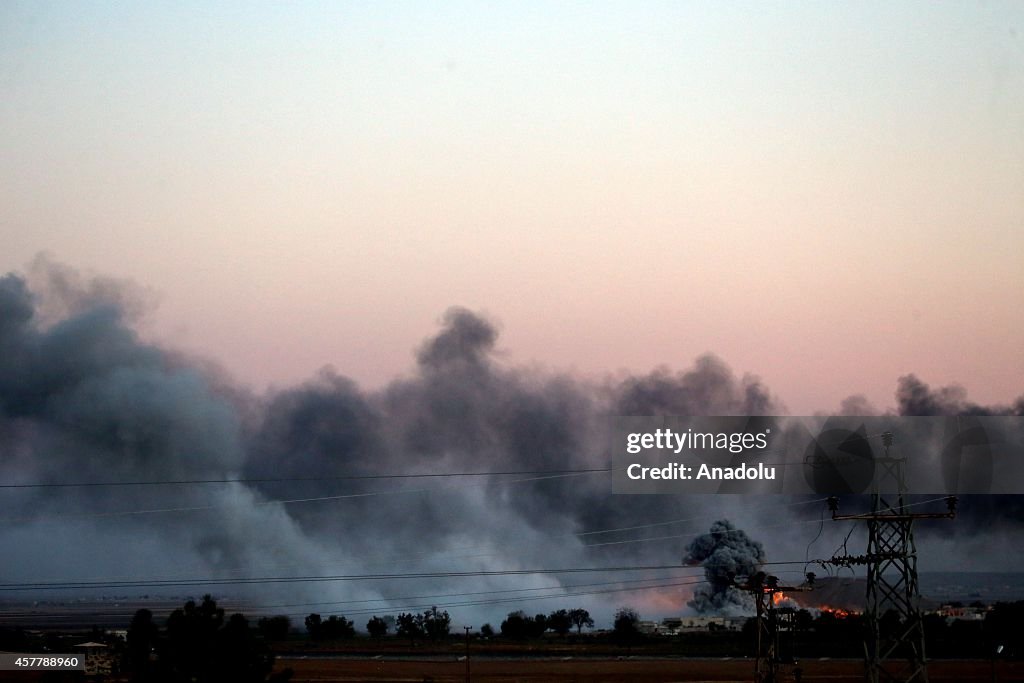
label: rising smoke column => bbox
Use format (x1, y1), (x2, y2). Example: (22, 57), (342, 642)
(889, 374), (1024, 548)
(5, 259), (1023, 622)
(1, 262), (792, 622)
(0, 268), (331, 591)
(683, 519), (766, 615)
(895, 374), (1024, 417)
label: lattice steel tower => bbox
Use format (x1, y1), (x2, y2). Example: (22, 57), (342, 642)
(828, 432), (956, 683)
(738, 572), (812, 683)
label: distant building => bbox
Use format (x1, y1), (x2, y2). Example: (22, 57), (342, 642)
(935, 605), (988, 621)
(636, 620), (662, 635)
(660, 616), (745, 634)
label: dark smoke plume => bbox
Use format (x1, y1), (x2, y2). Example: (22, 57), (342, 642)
(2, 263), (795, 623)
(1, 260), (1022, 626)
(895, 374), (1024, 417)
(683, 520), (766, 615)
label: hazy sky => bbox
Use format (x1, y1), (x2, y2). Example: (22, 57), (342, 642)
(2, 1), (1022, 413)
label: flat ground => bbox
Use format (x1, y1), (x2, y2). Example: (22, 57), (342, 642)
(274, 657), (1022, 683)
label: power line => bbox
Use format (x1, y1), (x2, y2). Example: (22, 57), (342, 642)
(1, 494), (855, 585)
(254, 574), (693, 611)
(0, 558), (817, 594)
(286, 578), (711, 619)
(0, 575), (697, 618)
(583, 516), (837, 549)
(0, 468), (612, 489)
(0, 577), (714, 622)
(0, 500), (843, 585)
(577, 496), (832, 537)
(0, 470), (604, 523)
(0, 564), (705, 592)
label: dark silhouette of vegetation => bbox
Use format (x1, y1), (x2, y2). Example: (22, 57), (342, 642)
(396, 612), (423, 644)
(303, 614), (321, 637)
(612, 607), (640, 646)
(304, 613), (355, 640)
(985, 601), (1024, 657)
(257, 616), (291, 641)
(497, 607), (597, 640)
(164, 595), (225, 679)
(879, 609), (902, 641)
(125, 595), (288, 683)
(366, 616), (389, 638)
(127, 608), (157, 682)
(793, 608), (814, 632)
(422, 606), (452, 640)
(499, 611), (527, 639)
(391, 607), (450, 644)
(104, 597), (1023, 681)
(547, 609), (572, 636)
(569, 608), (594, 634)
(500, 610), (548, 639)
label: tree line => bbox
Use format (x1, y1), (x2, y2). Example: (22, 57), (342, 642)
(289, 606), (597, 642)
(116, 599), (600, 682)
(40, 598), (1024, 683)
(126, 595), (291, 683)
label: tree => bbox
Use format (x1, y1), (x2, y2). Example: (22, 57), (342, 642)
(211, 613), (277, 682)
(366, 616), (389, 638)
(879, 609), (902, 640)
(397, 612), (423, 645)
(922, 613), (948, 642)
(305, 613), (354, 640)
(498, 611), (548, 639)
(568, 608), (594, 634)
(500, 611), (531, 640)
(421, 606), (451, 640)
(304, 613), (322, 638)
(547, 609), (572, 636)
(321, 616), (356, 640)
(258, 616), (291, 641)
(480, 623), (494, 638)
(165, 595), (225, 680)
(985, 601), (1024, 657)
(793, 609), (814, 632)
(127, 608), (157, 681)
(159, 596), (283, 683)
(613, 607), (640, 646)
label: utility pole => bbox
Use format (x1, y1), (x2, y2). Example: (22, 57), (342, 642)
(464, 625), (472, 683)
(828, 431), (957, 683)
(737, 572), (813, 683)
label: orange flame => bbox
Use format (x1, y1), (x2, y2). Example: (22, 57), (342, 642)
(819, 605), (852, 618)
(772, 591), (786, 605)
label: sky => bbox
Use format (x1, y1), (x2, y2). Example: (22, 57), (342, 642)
(2, 1), (1022, 413)
(1, 2), (1024, 631)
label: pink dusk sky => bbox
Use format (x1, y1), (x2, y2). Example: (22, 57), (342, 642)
(1, 2), (1022, 414)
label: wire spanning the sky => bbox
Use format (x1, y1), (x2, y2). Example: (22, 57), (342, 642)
(0, 467), (613, 489)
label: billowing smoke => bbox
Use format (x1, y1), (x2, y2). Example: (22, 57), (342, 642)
(683, 520), (766, 615)
(0, 269), (329, 592)
(1, 260), (1022, 628)
(895, 374), (1024, 417)
(1, 263), (793, 625)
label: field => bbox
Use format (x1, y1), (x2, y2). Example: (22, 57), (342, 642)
(273, 657), (1022, 683)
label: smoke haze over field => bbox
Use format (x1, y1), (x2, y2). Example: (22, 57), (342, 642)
(0, 263), (1022, 626)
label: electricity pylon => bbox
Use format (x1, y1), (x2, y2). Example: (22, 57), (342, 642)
(828, 432), (957, 683)
(737, 572), (812, 683)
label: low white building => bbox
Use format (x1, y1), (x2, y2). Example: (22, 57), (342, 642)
(660, 616), (746, 634)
